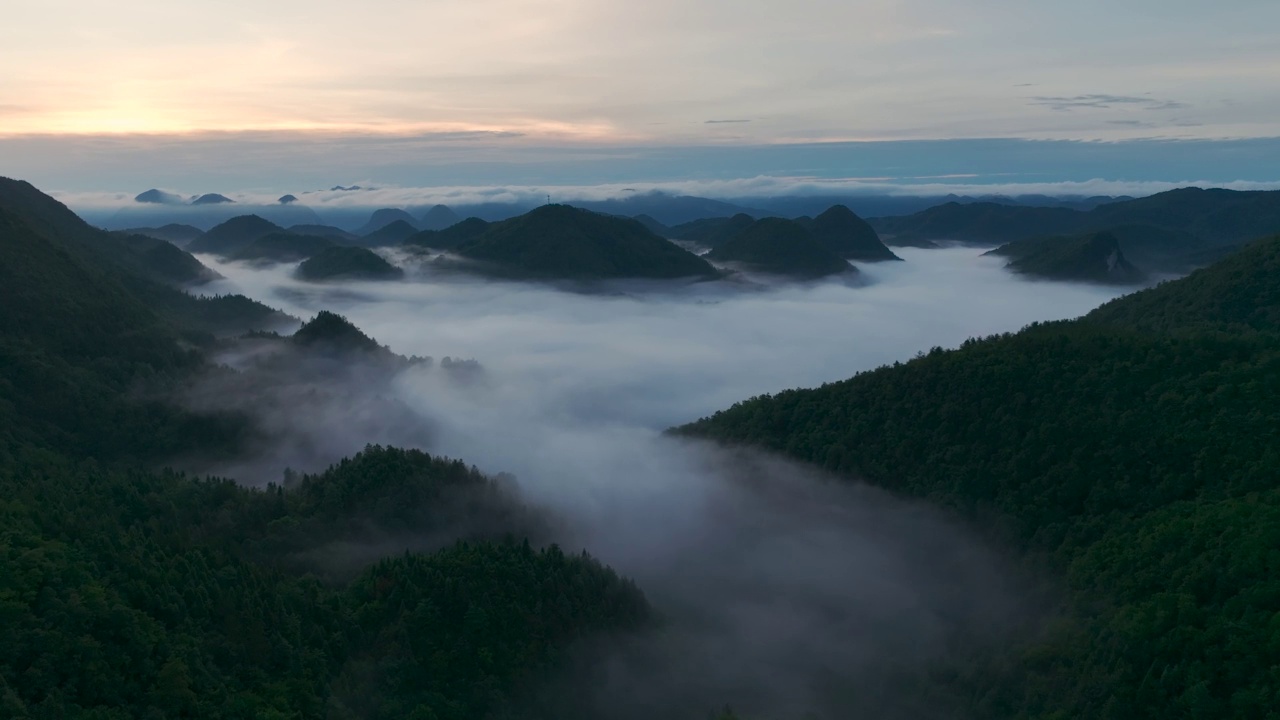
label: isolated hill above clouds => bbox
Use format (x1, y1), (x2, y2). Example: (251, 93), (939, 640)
(986, 231), (1145, 284)
(134, 188), (186, 204)
(707, 217), (855, 278)
(296, 245), (405, 282)
(445, 204), (720, 281)
(800, 204), (901, 262)
(189, 214), (285, 256)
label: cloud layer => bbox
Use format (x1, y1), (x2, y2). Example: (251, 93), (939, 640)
(3, 0), (1279, 145)
(180, 247), (1128, 714)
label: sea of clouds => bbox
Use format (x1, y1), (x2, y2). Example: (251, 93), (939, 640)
(187, 248), (1128, 717)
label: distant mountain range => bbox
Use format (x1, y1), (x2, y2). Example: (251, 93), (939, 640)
(871, 187), (1280, 274)
(87, 186), (1280, 284)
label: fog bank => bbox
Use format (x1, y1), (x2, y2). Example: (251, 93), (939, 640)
(186, 247), (1125, 716)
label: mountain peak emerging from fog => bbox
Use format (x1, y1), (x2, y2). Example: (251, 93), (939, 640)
(292, 310), (382, 353)
(708, 217), (855, 278)
(447, 203), (720, 281)
(134, 188), (185, 204)
(192, 193), (235, 205)
(804, 205), (901, 262)
(421, 204), (462, 231)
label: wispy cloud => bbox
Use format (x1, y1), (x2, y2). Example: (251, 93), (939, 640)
(1030, 94), (1189, 112)
(705, 119), (752, 124)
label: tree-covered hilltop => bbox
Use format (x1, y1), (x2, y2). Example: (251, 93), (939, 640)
(114, 232), (224, 284)
(798, 204), (901, 262)
(666, 213), (757, 248)
(986, 230), (1145, 284)
(231, 231), (335, 263)
(361, 218), (419, 246)
(679, 235), (1280, 719)
(288, 223), (358, 242)
(445, 204), (720, 281)
(1, 446), (648, 720)
(120, 222), (205, 246)
(404, 216), (491, 251)
(188, 214), (285, 256)
(0, 178), (654, 719)
(297, 246), (405, 281)
(707, 217), (854, 278)
(420, 203), (461, 231)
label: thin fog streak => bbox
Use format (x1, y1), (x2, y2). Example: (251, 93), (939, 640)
(187, 248), (1128, 716)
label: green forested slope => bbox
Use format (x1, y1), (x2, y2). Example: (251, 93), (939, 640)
(0, 447), (647, 720)
(681, 236), (1280, 719)
(1087, 235), (1280, 332)
(0, 181), (651, 719)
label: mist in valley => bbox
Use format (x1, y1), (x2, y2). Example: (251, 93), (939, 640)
(183, 248), (1128, 717)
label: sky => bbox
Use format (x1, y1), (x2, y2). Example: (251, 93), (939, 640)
(4, 0), (1280, 193)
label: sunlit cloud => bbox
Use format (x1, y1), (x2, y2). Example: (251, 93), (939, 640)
(3, 0), (1278, 144)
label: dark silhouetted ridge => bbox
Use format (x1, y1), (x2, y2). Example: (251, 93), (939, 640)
(405, 216), (490, 250)
(357, 208), (419, 236)
(192, 193), (234, 205)
(291, 310), (382, 352)
(232, 231), (335, 263)
(134, 188), (184, 204)
(707, 217), (853, 277)
(451, 204), (719, 280)
(987, 231), (1145, 284)
(122, 223), (205, 246)
(189, 214), (285, 256)
(296, 245), (404, 281)
(420, 204), (461, 231)
(804, 205), (901, 261)
(668, 213), (756, 248)
(362, 218), (418, 246)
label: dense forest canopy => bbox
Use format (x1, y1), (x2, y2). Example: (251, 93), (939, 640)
(681, 235), (1280, 719)
(0, 178), (650, 719)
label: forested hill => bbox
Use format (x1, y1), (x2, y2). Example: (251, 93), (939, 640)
(680, 235), (1280, 719)
(448, 204), (720, 280)
(0, 179), (653, 719)
(870, 187), (1280, 273)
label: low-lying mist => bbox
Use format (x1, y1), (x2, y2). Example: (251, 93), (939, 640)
(187, 248), (1127, 717)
